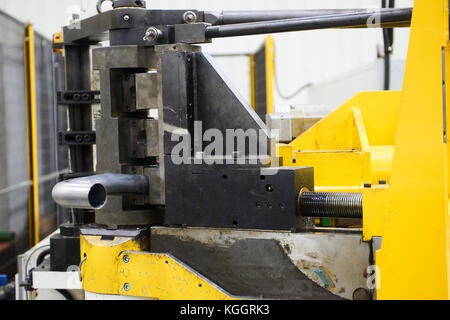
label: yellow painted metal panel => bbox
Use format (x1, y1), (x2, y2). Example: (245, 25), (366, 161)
(362, 186), (390, 242)
(290, 151), (369, 191)
(80, 235), (149, 295)
(280, 92), (399, 190)
(117, 252), (238, 300)
(249, 54), (256, 110)
(265, 35), (275, 115)
(24, 24), (40, 246)
(374, 0), (450, 299)
(289, 91), (401, 151)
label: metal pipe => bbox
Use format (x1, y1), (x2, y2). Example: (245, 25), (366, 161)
(52, 174), (149, 210)
(205, 8), (412, 39)
(298, 191), (363, 219)
(205, 8), (411, 26)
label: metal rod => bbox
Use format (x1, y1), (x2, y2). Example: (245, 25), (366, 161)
(205, 8), (412, 39)
(299, 192), (363, 219)
(52, 174), (149, 210)
(206, 8), (411, 26)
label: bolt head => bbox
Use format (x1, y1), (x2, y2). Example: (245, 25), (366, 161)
(123, 15), (130, 21)
(144, 27), (161, 42)
(123, 255), (130, 263)
(183, 11), (198, 24)
(123, 283), (131, 291)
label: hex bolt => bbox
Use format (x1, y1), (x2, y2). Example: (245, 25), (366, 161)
(73, 93), (81, 101)
(123, 283), (131, 291)
(183, 11), (198, 24)
(123, 255), (130, 264)
(143, 27), (162, 42)
(81, 93), (90, 101)
(123, 14), (130, 21)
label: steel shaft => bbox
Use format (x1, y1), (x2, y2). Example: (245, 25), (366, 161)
(205, 8), (412, 39)
(206, 8), (411, 26)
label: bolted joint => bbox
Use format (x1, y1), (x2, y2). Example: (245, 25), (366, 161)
(297, 188), (363, 219)
(183, 11), (198, 24)
(143, 27), (162, 42)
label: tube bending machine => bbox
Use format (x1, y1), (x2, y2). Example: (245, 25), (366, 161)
(17, 0), (450, 300)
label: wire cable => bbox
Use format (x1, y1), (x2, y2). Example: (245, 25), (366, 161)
(273, 41), (313, 100)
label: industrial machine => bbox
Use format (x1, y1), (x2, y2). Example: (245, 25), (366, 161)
(15, 0), (450, 300)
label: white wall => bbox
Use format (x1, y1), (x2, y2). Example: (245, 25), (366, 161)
(0, 0), (414, 107)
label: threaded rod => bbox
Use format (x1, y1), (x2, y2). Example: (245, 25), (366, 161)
(299, 192), (362, 219)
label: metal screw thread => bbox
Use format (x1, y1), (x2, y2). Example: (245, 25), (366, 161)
(299, 192), (363, 219)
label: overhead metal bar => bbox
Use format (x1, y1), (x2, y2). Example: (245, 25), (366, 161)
(205, 8), (412, 39)
(205, 8), (412, 26)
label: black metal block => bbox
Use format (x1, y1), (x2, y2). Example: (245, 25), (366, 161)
(50, 225), (81, 272)
(59, 131), (96, 146)
(164, 161), (313, 231)
(57, 90), (100, 105)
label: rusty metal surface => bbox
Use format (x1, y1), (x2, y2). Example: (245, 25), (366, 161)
(150, 227), (370, 300)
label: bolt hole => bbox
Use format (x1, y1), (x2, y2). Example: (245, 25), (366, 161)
(165, 261), (168, 264)
(232, 220), (238, 227)
(198, 284), (202, 287)
(260, 175), (266, 181)
(293, 157), (297, 164)
(267, 203), (273, 209)
(222, 174), (228, 181)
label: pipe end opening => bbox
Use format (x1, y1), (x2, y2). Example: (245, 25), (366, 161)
(88, 184), (107, 209)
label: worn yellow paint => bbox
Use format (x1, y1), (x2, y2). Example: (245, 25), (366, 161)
(265, 35), (275, 115)
(117, 252), (238, 300)
(80, 235), (149, 295)
(249, 54), (256, 110)
(24, 24), (40, 246)
(367, 0), (450, 299)
(280, 91), (400, 192)
(80, 235), (236, 300)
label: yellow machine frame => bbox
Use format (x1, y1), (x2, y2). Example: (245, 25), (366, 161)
(280, 0), (450, 299)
